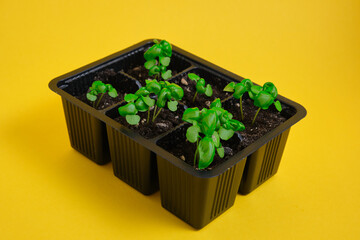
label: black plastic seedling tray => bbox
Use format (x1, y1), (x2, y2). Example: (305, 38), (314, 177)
(49, 39), (306, 229)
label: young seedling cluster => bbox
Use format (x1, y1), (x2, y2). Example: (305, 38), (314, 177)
(182, 98), (245, 169)
(86, 80), (118, 108)
(223, 79), (252, 120)
(224, 80), (282, 124)
(249, 82), (282, 124)
(118, 79), (184, 125)
(144, 39), (173, 81)
(187, 73), (213, 102)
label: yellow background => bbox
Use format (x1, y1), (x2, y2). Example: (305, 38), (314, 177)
(1, 0), (359, 239)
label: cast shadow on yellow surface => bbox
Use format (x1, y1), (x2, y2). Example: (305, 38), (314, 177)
(1, 98), (198, 231)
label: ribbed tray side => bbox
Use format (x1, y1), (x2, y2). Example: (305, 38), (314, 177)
(157, 156), (246, 229)
(62, 98), (110, 164)
(239, 128), (290, 194)
(106, 126), (159, 195)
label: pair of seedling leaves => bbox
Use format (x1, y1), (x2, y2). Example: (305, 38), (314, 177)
(86, 80), (118, 108)
(224, 79), (282, 123)
(187, 73), (213, 102)
(144, 40), (173, 81)
(118, 79), (184, 125)
(182, 99), (245, 169)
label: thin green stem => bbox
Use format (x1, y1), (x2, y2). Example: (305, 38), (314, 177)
(95, 93), (105, 108)
(192, 92), (198, 103)
(252, 108), (261, 125)
(153, 108), (162, 122)
(147, 109), (150, 123)
(152, 105), (158, 122)
(240, 96), (244, 121)
(194, 139), (199, 168)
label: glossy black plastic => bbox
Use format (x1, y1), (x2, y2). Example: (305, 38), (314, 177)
(49, 39), (306, 228)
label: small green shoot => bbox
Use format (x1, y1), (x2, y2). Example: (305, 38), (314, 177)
(86, 80), (118, 108)
(182, 98), (245, 169)
(118, 79), (184, 125)
(187, 73), (213, 102)
(144, 39), (173, 81)
(248, 82), (282, 124)
(223, 79), (252, 120)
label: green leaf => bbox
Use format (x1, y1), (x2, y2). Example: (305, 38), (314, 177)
(186, 125), (200, 143)
(205, 84), (213, 97)
(160, 40), (172, 57)
(135, 98), (148, 112)
(149, 65), (161, 76)
(159, 56), (170, 67)
(108, 89), (118, 98)
(135, 87), (150, 96)
(167, 100), (178, 112)
(223, 82), (235, 92)
(182, 107), (201, 123)
(241, 79), (253, 91)
(187, 73), (200, 81)
(92, 81), (106, 93)
(157, 88), (171, 108)
(263, 82), (278, 98)
(161, 70), (172, 80)
(144, 59), (157, 70)
(274, 100), (282, 112)
(217, 146), (225, 158)
(233, 83), (246, 99)
(201, 110), (218, 136)
(211, 131), (220, 147)
(124, 93), (138, 102)
(118, 102), (138, 116)
(249, 85), (262, 100)
(210, 98), (222, 109)
(126, 115), (140, 125)
(228, 119), (245, 131)
(105, 84), (113, 91)
(91, 80), (103, 88)
(196, 79), (206, 94)
(145, 80), (162, 95)
(144, 45), (162, 60)
(218, 126), (235, 140)
(86, 93), (97, 102)
(142, 96), (155, 107)
(166, 83), (184, 100)
(198, 137), (216, 169)
(153, 39), (159, 44)
(254, 91), (274, 110)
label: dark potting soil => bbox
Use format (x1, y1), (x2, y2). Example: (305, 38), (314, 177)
(113, 106), (185, 139)
(76, 69), (139, 110)
(173, 74), (232, 108)
(157, 95), (297, 171)
(123, 65), (179, 86)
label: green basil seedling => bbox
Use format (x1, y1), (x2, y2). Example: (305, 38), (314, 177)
(86, 80), (118, 108)
(182, 98), (244, 169)
(151, 81), (184, 122)
(144, 39), (173, 81)
(118, 87), (155, 125)
(223, 79), (252, 120)
(248, 82), (282, 124)
(119, 79), (184, 125)
(187, 73), (213, 102)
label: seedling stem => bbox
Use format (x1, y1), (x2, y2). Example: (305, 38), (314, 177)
(252, 108), (261, 125)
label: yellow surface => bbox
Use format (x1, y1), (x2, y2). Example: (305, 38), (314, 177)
(1, 0), (359, 239)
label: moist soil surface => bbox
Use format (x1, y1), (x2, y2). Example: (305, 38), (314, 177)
(157, 95), (296, 171)
(76, 69), (139, 110)
(123, 65), (179, 86)
(114, 106), (185, 139)
(173, 74), (232, 109)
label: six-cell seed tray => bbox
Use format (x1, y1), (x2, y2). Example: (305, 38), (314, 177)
(49, 39), (306, 229)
